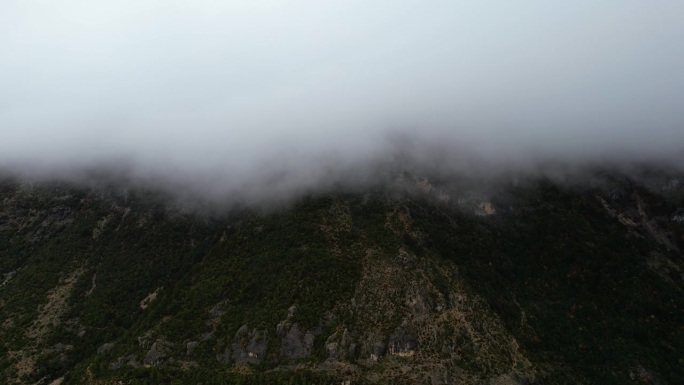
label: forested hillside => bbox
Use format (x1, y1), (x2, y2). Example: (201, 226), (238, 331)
(0, 170), (682, 384)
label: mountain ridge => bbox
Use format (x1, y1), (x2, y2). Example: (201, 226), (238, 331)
(0, 169), (682, 384)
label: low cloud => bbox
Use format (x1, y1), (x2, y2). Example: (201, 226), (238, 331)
(2, 1), (683, 203)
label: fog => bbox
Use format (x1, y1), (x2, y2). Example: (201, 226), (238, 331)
(2, 1), (684, 203)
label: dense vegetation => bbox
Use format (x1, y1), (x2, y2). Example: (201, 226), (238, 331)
(0, 173), (682, 384)
(407, 181), (684, 383)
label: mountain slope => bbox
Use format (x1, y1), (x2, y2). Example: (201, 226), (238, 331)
(0, 172), (682, 384)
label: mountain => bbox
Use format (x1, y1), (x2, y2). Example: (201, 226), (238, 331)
(0, 169), (682, 385)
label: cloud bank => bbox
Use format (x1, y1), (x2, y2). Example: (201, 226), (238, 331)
(1, 1), (684, 201)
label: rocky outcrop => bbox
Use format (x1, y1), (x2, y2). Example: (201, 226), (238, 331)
(387, 330), (418, 357)
(144, 339), (174, 366)
(672, 208), (684, 222)
(231, 326), (268, 365)
(275, 305), (319, 361)
(186, 341), (198, 356)
(277, 322), (315, 360)
(97, 342), (115, 354)
(324, 328), (355, 360)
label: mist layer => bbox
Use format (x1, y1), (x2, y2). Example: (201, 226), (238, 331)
(2, 1), (683, 201)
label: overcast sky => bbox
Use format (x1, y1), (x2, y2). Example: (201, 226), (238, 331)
(1, 1), (683, 198)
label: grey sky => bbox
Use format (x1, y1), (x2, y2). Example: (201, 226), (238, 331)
(1, 1), (683, 197)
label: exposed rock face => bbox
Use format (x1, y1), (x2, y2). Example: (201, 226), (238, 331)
(97, 342), (115, 354)
(231, 326), (268, 365)
(139, 287), (162, 310)
(387, 330), (418, 357)
(672, 208), (684, 222)
(325, 328), (355, 360)
(274, 305), (318, 361)
(109, 354), (140, 370)
(278, 322), (315, 360)
(186, 341), (198, 356)
(629, 365), (666, 385)
(144, 339), (174, 366)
